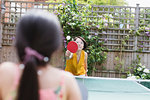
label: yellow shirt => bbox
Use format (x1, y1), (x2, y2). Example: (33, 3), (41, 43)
(65, 50), (86, 76)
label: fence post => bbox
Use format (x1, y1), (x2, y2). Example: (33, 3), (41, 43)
(0, 0), (5, 48)
(134, 4), (140, 60)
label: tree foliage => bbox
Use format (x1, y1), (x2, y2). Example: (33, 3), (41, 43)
(78, 0), (127, 6)
(47, 0), (127, 6)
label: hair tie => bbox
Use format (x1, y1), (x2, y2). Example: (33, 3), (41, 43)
(24, 47), (44, 63)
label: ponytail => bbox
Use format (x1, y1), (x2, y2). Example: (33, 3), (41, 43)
(17, 56), (39, 100)
(15, 9), (62, 100)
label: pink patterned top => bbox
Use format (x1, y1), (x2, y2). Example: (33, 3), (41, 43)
(5, 67), (65, 100)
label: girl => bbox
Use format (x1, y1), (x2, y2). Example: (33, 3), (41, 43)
(0, 9), (81, 100)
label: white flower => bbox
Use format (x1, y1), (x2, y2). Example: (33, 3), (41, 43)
(109, 14), (113, 18)
(120, 24), (124, 29)
(127, 24), (130, 29)
(143, 68), (149, 73)
(128, 74), (132, 77)
(88, 35), (92, 39)
(104, 23), (108, 27)
(86, 50), (89, 53)
(127, 76), (136, 80)
(139, 63), (142, 66)
(109, 19), (113, 23)
(114, 13), (118, 16)
(142, 65), (146, 68)
(102, 31), (106, 34)
(98, 15), (102, 18)
(145, 27), (149, 30)
(137, 67), (142, 71)
(66, 36), (71, 40)
(103, 19), (107, 22)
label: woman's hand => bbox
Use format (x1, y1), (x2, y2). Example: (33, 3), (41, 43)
(65, 50), (73, 59)
(85, 73), (88, 76)
(65, 50), (71, 57)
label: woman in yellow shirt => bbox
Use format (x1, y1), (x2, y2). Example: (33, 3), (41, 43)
(65, 36), (88, 76)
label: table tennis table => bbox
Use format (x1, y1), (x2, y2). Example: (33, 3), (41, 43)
(75, 76), (150, 100)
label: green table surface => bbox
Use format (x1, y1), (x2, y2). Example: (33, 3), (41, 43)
(75, 76), (150, 100)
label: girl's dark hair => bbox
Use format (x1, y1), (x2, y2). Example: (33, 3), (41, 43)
(75, 36), (87, 50)
(15, 9), (62, 100)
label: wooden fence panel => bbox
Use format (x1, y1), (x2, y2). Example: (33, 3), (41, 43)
(49, 50), (65, 69)
(94, 51), (150, 78)
(0, 46), (18, 63)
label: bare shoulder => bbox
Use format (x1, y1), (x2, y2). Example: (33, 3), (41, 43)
(0, 62), (17, 84)
(53, 68), (74, 79)
(0, 62), (17, 72)
(60, 71), (82, 100)
(48, 67), (81, 100)
(53, 68), (75, 82)
(60, 70), (77, 86)
(47, 67), (76, 86)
